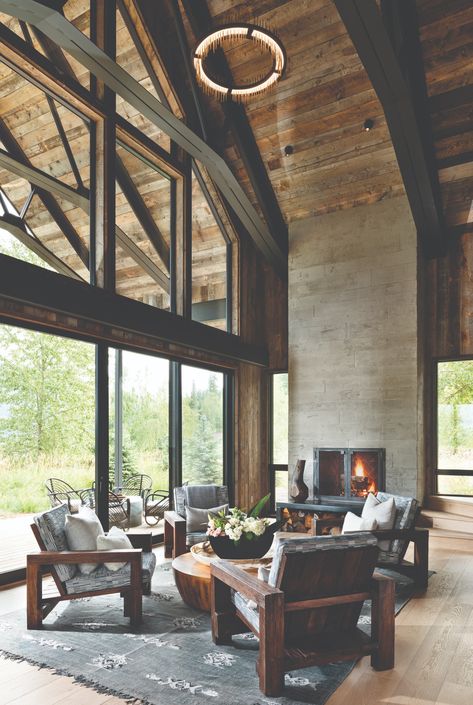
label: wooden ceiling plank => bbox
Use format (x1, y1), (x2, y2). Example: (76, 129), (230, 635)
(0, 115), (89, 265)
(179, 0), (288, 257)
(429, 84), (473, 113)
(334, 0), (446, 255)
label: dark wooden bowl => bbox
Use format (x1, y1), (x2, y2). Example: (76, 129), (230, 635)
(209, 523), (278, 559)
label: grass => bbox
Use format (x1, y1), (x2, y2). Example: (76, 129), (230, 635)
(0, 452), (169, 516)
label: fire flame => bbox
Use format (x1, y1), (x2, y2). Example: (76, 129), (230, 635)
(354, 460), (365, 477)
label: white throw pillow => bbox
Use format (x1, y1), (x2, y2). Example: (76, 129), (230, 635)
(65, 506), (104, 575)
(97, 526), (133, 571)
(362, 493), (396, 550)
(186, 504), (229, 533)
(342, 511), (377, 534)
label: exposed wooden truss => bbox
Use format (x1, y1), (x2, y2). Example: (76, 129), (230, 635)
(334, 0), (446, 255)
(0, 114), (89, 266)
(0, 0), (286, 275)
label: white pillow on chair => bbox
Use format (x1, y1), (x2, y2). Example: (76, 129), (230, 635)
(65, 506), (103, 575)
(97, 526), (133, 571)
(342, 511), (378, 533)
(361, 493), (396, 550)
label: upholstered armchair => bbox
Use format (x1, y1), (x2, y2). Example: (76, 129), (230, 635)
(164, 484), (229, 559)
(27, 504), (156, 629)
(211, 533), (395, 696)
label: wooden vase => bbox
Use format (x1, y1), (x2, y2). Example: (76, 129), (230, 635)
(289, 459), (309, 503)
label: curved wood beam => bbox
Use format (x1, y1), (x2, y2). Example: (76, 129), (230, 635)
(0, 0), (286, 277)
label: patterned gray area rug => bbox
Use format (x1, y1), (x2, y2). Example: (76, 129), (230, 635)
(0, 563), (423, 705)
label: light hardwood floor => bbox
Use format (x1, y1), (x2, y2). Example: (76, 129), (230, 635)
(0, 536), (472, 705)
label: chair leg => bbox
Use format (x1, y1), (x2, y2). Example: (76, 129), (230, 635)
(128, 559), (142, 627)
(371, 575), (395, 670)
(211, 575), (235, 645)
(258, 593), (285, 696)
(164, 517), (173, 559)
(414, 529), (429, 588)
(26, 560), (43, 630)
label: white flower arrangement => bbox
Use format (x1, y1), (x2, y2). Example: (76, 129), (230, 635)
(206, 495), (271, 544)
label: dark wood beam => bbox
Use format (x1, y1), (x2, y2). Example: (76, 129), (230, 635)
(0, 116), (89, 266)
(30, 24), (76, 79)
(177, 0), (289, 256)
(0, 0), (286, 276)
(90, 0), (116, 290)
(115, 155), (170, 271)
(334, 0), (446, 256)
(0, 253), (268, 366)
(437, 151), (473, 170)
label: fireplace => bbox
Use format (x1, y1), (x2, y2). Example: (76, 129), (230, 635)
(313, 448), (385, 504)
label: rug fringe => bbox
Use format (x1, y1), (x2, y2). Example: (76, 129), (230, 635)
(0, 650), (150, 705)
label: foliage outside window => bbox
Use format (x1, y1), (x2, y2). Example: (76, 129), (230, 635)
(182, 366), (224, 485)
(437, 360), (473, 496)
(271, 373), (289, 503)
(0, 324), (95, 514)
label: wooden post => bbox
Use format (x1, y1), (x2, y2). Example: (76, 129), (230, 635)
(26, 559), (43, 629)
(211, 575), (234, 645)
(258, 591), (285, 696)
(414, 528), (429, 588)
(371, 575), (395, 670)
(128, 555), (143, 627)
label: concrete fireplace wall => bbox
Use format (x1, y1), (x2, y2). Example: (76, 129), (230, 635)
(289, 196), (421, 498)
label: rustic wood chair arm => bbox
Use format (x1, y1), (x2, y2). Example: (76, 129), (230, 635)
(164, 510), (186, 527)
(211, 560), (282, 606)
(370, 527), (425, 541)
(27, 549), (143, 565)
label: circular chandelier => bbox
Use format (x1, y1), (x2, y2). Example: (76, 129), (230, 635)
(193, 23), (286, 102)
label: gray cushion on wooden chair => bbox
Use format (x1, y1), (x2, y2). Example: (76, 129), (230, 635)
(64, 551), (156, 595)
(375, 492), (418, 563)
(34, 504), (77, 582)
(173, 485), (229, 518)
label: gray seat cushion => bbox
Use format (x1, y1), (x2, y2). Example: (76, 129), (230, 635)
(64, 550), (156, 595)
(34, 504), (76, 582)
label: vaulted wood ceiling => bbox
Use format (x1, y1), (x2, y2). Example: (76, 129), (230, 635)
(0, 0), (471, 316)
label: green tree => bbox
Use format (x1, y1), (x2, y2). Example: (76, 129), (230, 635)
(0, 326), (95, 460)
(438, 361), (473, 454)
(183, 411), (220, 484)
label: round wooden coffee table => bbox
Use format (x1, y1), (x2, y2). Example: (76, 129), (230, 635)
(172, 553), (211, 611)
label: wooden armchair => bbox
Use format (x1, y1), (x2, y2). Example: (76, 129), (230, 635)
(313, 492), (429, 588)
(27, 504), (156, 630)
(211, 533), (395, 697)
(164, 484), (229, 558)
